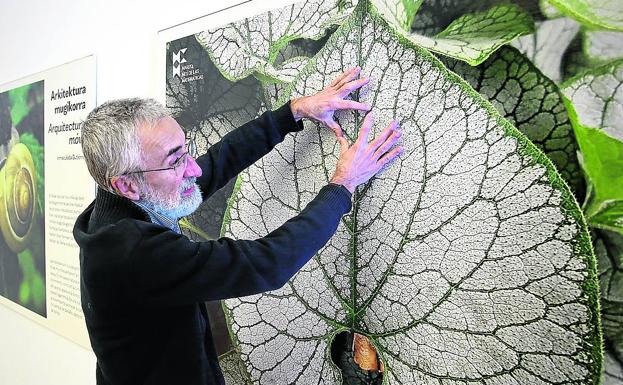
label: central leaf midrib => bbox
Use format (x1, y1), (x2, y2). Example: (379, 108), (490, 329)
(349, 8), (366, 329)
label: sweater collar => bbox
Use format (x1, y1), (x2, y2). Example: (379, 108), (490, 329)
(90, 187), (150, 226)
(133, 200), (181, 234)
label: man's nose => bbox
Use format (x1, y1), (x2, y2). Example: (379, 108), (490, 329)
(183, 155), (202, 178)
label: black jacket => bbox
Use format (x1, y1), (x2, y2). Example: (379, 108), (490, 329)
(73, 102), (352, 384)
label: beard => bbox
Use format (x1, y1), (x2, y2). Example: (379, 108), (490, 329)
(140, 177), (203, 219)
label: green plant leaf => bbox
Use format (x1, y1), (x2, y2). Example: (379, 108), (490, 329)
(410, 0), (543, 36)
(390, 3), (535, 65)
(196, 0), (355, 82)
(221, 1), (601, 383)
(429, 4), (534, 65)
(563, 59), (623, 141)
(583, 30), (623, 63)
(561, 29), (623, 82)
(570, 122), (623, 233)
(512, 17), (580, 83)
(586, 199), (623, 234)
(547, 0), (623, 31)
(269, 33), (334, 105)
(373, 0), (422, 30)
(441, 46), (584, 197)
(561, 61), (623, 233)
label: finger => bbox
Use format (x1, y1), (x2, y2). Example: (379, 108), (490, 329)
(368, 120), (398, 152)
(329, 68), (351, 87)
(325, 119), (343, 137)
(338, 77), (370, 97)
(333, 99), (371, 112)
(373, 129), (401, 160)
(337, 136), (350, 155)
(356, 113), (374, 148)
(329, 67), (356, 87)
(376, 146), (403, 168)
(334, 66), (362, 89)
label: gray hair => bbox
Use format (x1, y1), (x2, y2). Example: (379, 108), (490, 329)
(81, 98), (170, 192)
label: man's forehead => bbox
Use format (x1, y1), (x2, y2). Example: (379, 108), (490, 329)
(138, 116), (185, 159)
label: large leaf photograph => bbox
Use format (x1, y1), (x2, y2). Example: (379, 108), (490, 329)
(165, 0), (623, 383)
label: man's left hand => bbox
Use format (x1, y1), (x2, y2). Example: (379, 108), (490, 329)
(290, 67), (371, 137)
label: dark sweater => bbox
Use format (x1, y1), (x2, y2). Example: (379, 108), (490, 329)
(73, 102), (352, 385)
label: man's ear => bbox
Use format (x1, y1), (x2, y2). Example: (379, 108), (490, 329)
(110, 175), (141, 201)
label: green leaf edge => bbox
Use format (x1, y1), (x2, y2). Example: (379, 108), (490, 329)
(400, 0), (423, 30)
(374, 0), (423, 30)
(547, 0), (623, 32)
(561, 57), (623, 139)
(563, 56), (623, 88)
(220, 0), (603, 382)
(580, 29), (623, 65)
(559, 64), (623, 236)
(429, 3), (535, 66)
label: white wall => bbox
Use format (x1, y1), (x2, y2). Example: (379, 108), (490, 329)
(0, 0), (291, 383)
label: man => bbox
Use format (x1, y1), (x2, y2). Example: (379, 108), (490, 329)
(73, 68), (402, 385)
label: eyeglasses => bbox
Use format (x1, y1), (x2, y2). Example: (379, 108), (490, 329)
(122, 151), (190, 175)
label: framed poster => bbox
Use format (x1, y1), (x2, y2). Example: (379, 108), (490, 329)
(0, 55), (96, 348)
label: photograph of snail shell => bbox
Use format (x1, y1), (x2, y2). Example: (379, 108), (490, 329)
(0, 80), (46, 317)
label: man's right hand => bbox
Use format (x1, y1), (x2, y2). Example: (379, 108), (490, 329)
(330, 113), (403, 193)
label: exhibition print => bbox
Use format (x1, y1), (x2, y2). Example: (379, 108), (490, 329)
(0, 80), (46, 317)
(0, 56), (95, 348)
(163, 0), (618, 384)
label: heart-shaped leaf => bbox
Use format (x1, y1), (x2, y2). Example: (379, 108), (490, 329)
(221, 1), (602, 383)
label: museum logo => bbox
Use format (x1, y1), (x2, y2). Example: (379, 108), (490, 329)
(171, 47), (204, 83)
(172, 48), (187, 78)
